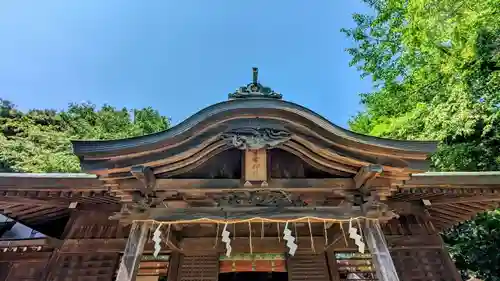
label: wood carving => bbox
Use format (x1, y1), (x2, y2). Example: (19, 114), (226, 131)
(221, 127), (291, 150)
(131, 165), (157, 193)
(215, 190), (306, 208)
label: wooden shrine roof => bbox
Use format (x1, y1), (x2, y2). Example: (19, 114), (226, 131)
(1, 70), (499, 235)
(72, 97), (437, 180)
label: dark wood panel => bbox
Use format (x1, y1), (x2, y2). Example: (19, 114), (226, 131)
(5, 261), (47, 281)
(47, 253), (120, 281)
(0, 262), (11, 281)
(287, 253), (330, 281)
(386, 214), (462, 281)
(0, 252), (52, 262)
(178, 255), (218, 281)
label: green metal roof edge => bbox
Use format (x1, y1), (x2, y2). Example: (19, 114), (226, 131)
(0, 173), (97, 178)
(413, 171), (500, 177)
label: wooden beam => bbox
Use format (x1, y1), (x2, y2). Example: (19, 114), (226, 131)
(404, 172), (500, 186)
(0, 238), (53, 248)
(0, 177), (103, 191)
(180, 237), (334, 254)
(385, 234), (442, 249)
(118, 178), (367, 192)
(116, 206), (367, 223)
(354, 165), (383, 191)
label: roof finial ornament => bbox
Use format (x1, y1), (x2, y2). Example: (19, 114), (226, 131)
(228, 68), (282, 100)
(252, 67), (259, 84)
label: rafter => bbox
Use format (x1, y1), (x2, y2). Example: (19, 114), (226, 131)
(427, 195), (500, 205)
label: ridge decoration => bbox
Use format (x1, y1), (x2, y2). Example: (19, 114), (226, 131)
(228, 67), (282, 99)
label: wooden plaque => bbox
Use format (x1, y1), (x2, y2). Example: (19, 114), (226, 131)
(244, 149), (268, 181)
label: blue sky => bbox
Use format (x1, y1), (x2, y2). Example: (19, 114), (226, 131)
(0, 1), (373, 128)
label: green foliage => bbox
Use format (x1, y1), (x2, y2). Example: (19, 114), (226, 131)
(443, 210), (500, 280)
(0, 99), (170, 173)
(343, 0), (500, 279)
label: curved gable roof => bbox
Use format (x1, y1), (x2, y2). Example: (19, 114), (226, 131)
(72, 70), (437, 179)
(72, 98), (436, 178)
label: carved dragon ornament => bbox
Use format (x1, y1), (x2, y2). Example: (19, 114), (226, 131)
(220, 127), (292, 150)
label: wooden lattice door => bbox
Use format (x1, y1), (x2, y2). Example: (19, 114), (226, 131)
(392, 248), (458, 281)
(178, 255), (219, 281)
(287, 253), (330, 281)
(4, 262), (46, 281)
(384, 215), (461, 281)
(47, 253), (120, 281)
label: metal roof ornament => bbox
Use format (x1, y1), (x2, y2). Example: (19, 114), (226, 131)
(228, 67), (283, 99)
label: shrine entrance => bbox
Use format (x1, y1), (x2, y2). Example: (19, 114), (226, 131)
(218, 253), (288, 281)
(219, 253), (287, 273)
(218, 272), (288, 281)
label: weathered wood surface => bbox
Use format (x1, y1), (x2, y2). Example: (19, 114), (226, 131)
(385, 214), (462, 281)
(116, 205), (370, 223)
(243, 149), (267, 181)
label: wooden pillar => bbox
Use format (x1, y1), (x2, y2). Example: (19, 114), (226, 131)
(167, 252), (181, 281)
(364, 221), (400, 281)
(116, 221), (152, 281)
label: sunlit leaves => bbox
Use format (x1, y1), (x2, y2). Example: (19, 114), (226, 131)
(0, 99), (170, 173)
(343, 0), (500, 279)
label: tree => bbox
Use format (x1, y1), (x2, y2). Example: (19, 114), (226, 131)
(342, 0), (500, 279)
(0, 99), (170, 173)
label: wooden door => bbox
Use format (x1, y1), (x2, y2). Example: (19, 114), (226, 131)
(178, 255), (219, 281)
(287, 253), (330, 281)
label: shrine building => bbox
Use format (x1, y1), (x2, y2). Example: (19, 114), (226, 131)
(1, 68), (500, 281)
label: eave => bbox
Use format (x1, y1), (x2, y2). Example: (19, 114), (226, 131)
(0, 172), (499, 231)
(0, 173), (120, 237)
(397, 172), (500, 230)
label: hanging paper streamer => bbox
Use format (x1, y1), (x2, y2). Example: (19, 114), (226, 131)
(283, 222), (298, 256)
(152, 224), (162, 257)
(221, 223), (232, 257)
(348, 219), (365, 253)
